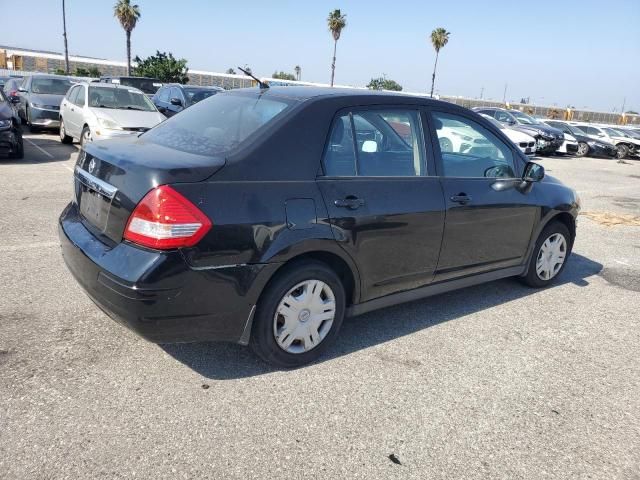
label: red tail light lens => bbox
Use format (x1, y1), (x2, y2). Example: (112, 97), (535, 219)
(124, 185), (211, 250)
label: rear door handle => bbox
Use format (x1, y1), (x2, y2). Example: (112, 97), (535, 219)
(335, 197), (365, 209)
(450, 194), (472, 204)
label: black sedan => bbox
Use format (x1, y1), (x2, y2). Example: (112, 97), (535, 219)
(152, 84), (224, 117)
(543, 120), (618, 158)
(59, 87), (580, 367)
(0, 88), (23, 159)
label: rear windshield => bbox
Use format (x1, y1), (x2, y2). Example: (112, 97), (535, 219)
(144, 93), (292, 156)
(31, 77), (74, 95)
(88, 86), (156, 111)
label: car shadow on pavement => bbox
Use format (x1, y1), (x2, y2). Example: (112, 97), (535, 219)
(161, 253), (602, 380)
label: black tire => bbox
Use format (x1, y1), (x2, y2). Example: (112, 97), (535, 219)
(576, 142), (589, 158)
(59, 118), (73, 144)
(616, 144), (628, 159)
(80, 126), (91, 147)
(521, 221), (572, 288)
(9, 125), (24, 159)
(250, 260), (346, 368)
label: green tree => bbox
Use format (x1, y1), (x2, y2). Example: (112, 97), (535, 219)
(114, 0), (141, 76)
(367, 77), (403, 91)
(74, 66), (101, 78)
(54, 68), (66, 76)
(429, 27), (450, 98)
(226, 68), (236, 75)
(133, 51), (189, 83)
(327, 9), (347, 87)
(272, 71), (296, 81)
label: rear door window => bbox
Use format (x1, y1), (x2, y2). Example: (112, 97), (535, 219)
(431, 111), (516, 178)
(323, 109), (425, 177)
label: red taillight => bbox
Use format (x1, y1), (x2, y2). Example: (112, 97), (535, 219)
(123, 185), (212, 250)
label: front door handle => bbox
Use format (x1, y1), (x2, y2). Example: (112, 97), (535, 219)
(335, 196), (365, 209)
(450, 193), (472, 204)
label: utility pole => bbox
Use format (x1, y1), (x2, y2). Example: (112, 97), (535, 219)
(502, 83), (508, 104)
(62, 0), (70, 74)
(480, 86), (484, 99)
(621, 97), (626, 114)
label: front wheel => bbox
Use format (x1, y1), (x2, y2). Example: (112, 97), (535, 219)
(250, 261), (346, 368)
(80, 126), (91, 147)
(10, 126), (24, 159)
(576, 142), (589, 157)
(521, 222), (571, 288)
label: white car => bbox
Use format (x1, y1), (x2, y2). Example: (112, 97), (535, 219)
(59, 82), (165, 146)
(569, 122), (640, 159)
(481, 114), (536, 155)
(555, 132), (579, 155)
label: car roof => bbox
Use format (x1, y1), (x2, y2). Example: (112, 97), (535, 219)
(80, 81), (145, 94)
(30, 74), (75, 80)
(224, 85), (452, 106)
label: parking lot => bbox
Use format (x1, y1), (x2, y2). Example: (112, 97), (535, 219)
(1, 132), (639, 479)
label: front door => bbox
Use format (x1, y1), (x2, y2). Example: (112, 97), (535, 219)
(317, 108), (445, 301)
(429, 110), (539, 281)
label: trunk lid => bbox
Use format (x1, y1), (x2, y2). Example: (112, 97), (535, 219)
(74, 135), (224, 244)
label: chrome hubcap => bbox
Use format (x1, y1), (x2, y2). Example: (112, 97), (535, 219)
(578, 143), (588, 155)
(536, 233), (567, 281)
(273, 280), (336, 354)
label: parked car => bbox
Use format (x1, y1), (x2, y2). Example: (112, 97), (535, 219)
(601, 127), (640, 157)
(152, 84), (224, 117)
(99, 76), (162, 96)
(569, 123), (639, 159)
(554, 132), (579, 155)
(2, 77), (23, 105)
(0, 89), (24, 158)
(16, 75), (75, 131)
(480, 113), (536, 155)
(473, 107), (564, 155)
(542, 120), (617, 158)
(59, 87), (580, 367)
(59, 82), (165, 146)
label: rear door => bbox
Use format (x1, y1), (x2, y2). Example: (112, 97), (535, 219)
(428, 109), (539, 281)
(62, 85), (81, 136)
(317, 107), (445, 302)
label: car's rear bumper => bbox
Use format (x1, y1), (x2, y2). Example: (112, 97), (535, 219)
(58, 202), (277, 344)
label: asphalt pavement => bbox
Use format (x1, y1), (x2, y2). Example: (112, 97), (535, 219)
(1, 132), (639, 479)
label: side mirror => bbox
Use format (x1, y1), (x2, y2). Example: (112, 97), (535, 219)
(18, 87), (27, 93)
(361, 140), (378, 153)
(170, 97), (182, 107)
(523, 161), (544, 182)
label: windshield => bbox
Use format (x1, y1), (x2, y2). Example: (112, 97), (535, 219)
(144, 92), (292, 156)
(88, 86), (156, 111)
(604, 128), (623, 137)
(563, 124), (585, 136)
(184, 88), (220, 106)
(510, 111), (539, 125)
(115, 78), (161, 95)
(31, 78), (74, 95)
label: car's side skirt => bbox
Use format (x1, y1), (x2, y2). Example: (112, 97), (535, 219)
(347, 265), (526, 317)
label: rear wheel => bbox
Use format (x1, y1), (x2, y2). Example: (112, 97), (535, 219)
(576, 142), (589, 157)
(59, 118), (73, 144)
(250, 261), (345, 368)
(521, 222), (571, 288)
(616, 144), (628, 159)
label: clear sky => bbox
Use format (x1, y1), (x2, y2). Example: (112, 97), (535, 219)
(3, 0), (639, 111)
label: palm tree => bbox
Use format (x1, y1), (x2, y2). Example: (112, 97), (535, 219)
(113, 0), (141, 76)
(294, 65), (301, 81)
(429, 28), (450, 98)
(327, 9), (346, 87)
(62, 0), (70, 74)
